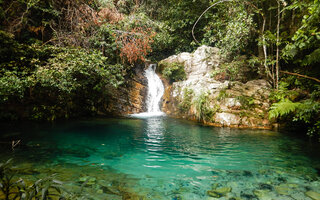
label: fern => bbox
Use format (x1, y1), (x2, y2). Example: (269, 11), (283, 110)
(302, 48), (320, 66)
(293, 100), (320, 123)
(269, 99), (301, 119)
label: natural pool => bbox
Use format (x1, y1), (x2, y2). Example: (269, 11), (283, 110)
(1, 117), (320, 199)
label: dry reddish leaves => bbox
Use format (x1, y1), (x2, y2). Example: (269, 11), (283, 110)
(115, 27), (156, 64)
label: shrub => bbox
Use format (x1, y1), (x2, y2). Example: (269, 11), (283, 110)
(194, 92), (220, 122)
(178, 88), (194, 113)
(162, 62), (186, 83)
(0, 42), (126, 120)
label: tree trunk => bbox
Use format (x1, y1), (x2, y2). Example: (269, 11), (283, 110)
(275, 0), (281, 90)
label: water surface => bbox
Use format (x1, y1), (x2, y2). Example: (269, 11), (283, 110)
(1, 117), (320, 199)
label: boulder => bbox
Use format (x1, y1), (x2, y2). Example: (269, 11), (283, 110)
(214, 113), (241, 126)
(160, 45), (272, 129)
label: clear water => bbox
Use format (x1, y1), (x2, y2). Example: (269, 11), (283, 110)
(1, 117), (320, 199)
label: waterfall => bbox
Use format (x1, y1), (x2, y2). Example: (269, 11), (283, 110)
(145, 64), (164, 113)
(130, 64), (165, 118)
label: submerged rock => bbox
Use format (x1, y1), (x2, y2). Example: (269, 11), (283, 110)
(305, 191), (320, 200)
(240, 191), (258, 200)
(258, 183), (273, 191)
(275, 185), (291, 195)
(207, 187), (232, 198)
(253, 189), (272, 200)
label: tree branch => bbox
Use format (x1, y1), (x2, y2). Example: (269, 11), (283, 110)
(192, 0), (233, 44)
(280, 70), (320, 83)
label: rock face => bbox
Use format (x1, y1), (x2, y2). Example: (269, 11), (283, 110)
(101, 65), (147, 115)
(160, 45), (273, 129)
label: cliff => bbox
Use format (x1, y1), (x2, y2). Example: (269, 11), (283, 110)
(102, 65), (148, 116)
(160, 45), (273, 129)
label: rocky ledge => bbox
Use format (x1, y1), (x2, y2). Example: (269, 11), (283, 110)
(160, 45), (273, 129)
(102, 65), (147, 116)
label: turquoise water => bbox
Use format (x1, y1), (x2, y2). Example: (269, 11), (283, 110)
(1, 117), (320, 199)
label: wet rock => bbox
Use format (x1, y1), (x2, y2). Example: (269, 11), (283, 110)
(215, 187), (232, 194)
(103, 64), (147, 115)
(207, 187), (232, 198)
(275, 185), (291, 195)
(173, 195), (183, 200)
(214, 113), (241, 126)
(277, 177), (287, 183)
(79, 176), (96, 186)
(212, 183), (220, 189)
(207, 190), (222, 198)
(243, 171), (253, 177)
(228, 198), (242, 200)
(291, 191), (312, 200)
(305, 191), (320, 200)
(258, 183), (273, 190)
(240, 191), (258, 200)
(253, 189), (272, 200)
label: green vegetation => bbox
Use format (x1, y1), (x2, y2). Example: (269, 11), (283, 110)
(217, 89), (230, 101)
(269, 80), (320, 136)
(0, 0), (319, 137)
(162, 62), (186, 83)
(236, 96), (255, 110)
(0, 33), (125, 120)
(0, 159), (64, 200)
(178, 88), (194, 113)
(194, 92), (220, 122)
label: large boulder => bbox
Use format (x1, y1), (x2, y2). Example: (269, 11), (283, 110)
(160, 45), (273, 129)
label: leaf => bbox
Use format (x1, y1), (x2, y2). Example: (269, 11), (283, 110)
(41, 185), (49, 200)
(269, 99), (301, 119)
(52, 180), (63, 185)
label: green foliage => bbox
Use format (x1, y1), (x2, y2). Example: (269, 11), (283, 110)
(0, 159), (64, 200)
(211, 56), (256, 82)
(36, 47), (124, 92)
(269, 79), (320, 136)
(269, 98), (320, 136)
(0, 38), (126, 120)
(269, 99), (301, 119)
(217, 89), (230, 101)
(0, 71), (26, 102)
(153, 0), (212, 53)
(194, 91), (220, 122)
(162, 62), (186, 82)
(283, 0), (320, 66)
(202, 3), (254, 59)
(236, 95), (255, 110)
(178, 88), (194, 113)
(269, 80), (301, 102)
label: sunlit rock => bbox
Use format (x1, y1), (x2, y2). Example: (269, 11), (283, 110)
(214, 113), (241, 126)
(160, 45), (273, 129)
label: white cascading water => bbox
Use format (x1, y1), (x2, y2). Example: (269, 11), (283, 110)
(145, 64), (164, 113)
(130, 64), (165, 117)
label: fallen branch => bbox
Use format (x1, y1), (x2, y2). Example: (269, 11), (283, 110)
(280, 70), (320, 83)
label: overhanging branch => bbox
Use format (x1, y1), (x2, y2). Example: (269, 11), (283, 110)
(280, 70), (320, 83)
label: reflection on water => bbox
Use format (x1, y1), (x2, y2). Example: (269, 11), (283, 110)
(144, 117), (165, 168)
(0, 117), (320, 199)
